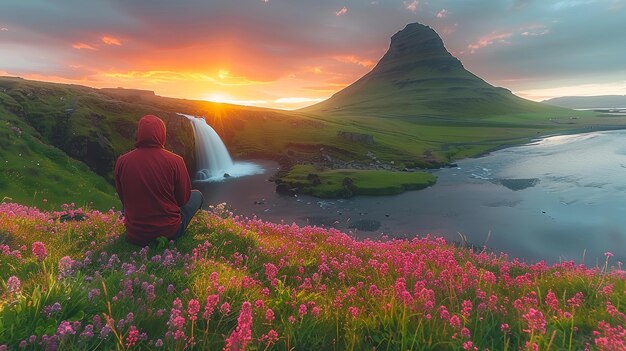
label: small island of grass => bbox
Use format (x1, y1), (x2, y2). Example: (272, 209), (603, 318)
(279, 165), (437, 198)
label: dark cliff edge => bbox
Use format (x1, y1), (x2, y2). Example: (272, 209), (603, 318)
(162, 112), (197, 178)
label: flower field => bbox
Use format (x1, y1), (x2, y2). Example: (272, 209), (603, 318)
(0, 202), (625, 350)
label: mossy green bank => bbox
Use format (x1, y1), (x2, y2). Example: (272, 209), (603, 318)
(281, 165), (436, 197)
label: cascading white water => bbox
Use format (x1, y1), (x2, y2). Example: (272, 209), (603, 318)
(185, 115), (234, 179)
(180, 114), (263, 182)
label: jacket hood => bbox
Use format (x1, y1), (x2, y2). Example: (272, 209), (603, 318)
(135, 115), (166, 148)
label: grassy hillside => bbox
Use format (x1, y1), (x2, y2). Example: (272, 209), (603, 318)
(0, 102), (119, 210)
(1, 202), (625, 350)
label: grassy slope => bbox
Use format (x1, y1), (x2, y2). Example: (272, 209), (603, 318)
(0, 203), (624, 350)
(0, 99), (120, 210)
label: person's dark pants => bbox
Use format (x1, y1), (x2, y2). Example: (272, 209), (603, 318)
(172, 190), (204, 240)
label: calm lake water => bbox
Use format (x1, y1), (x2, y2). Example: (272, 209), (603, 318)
(195, 130), (626, 265)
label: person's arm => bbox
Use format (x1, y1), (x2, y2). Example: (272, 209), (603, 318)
(174, 157), (192, 206)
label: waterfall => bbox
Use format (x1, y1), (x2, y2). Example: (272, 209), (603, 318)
(180, 114), (263, 182)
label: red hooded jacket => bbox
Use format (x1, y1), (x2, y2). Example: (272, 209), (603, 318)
(114, 115), (192, 245)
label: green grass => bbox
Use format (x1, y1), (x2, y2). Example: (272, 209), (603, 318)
(281, 165), (437, 197)
(0, 106), (120, 211)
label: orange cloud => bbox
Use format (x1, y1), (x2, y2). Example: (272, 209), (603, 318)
(436, 9), (448, 18)
(333, 55), (375, 68)
(102, 36), (122, 46)
(335, 6), (348, 16)
(72, 42), (97, 50)
(468, 32), (512, 53)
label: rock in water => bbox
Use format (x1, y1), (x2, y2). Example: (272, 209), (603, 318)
(307, 173), (321, 185)
(276, 183), (297, 197)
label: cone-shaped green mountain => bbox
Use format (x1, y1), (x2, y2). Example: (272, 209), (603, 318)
(303, 23), (562, 118)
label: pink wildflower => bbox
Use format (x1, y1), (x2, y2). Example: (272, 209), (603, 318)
(57, 321), (76, 338)
(449, 315), (461, 329)
(188, 299), (200, 321)
(6, 276), (20, 294)
(525, 341), (539, 351)
(58, 256), (76, 278)
(31, 242), (47, 261)
(262, 329), (279, 345)
(264, 263), (278, 286)
(80, 324), (94, 338)
(299, 304), (307, 318)
(348, 306), (359, 318)
(545, 290), (559, 311)
(368, 284), (382, 296)
(125, 326), (139, 348)
(594, 321), (626, 351)
(461, 327), (471, 339)
(567, 292), (584, 309)
(607, 301), (626, 321)
(224, 301), (253, 351)
(173, 316), (185, 329)
(254, 299), (264, 309)
(463, 341), (478, 350)
(266, 308), (275, 322)
(522, 308), (546, 335)
(439, 306), (450, 321)
(220, 302), (231, 315)
(601, 284), (614, 296)
(461, 300), (473, 318)
(311, 306), (321, 317)
(203, 294), (219, 320)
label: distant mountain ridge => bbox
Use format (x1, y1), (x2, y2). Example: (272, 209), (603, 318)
(303, 23), (562, 118)
(543, 95), (626, 109)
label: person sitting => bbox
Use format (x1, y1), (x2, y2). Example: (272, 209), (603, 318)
(114, 114), (203, 245)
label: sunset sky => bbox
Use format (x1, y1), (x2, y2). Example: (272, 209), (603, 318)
(1, 0), (625, 110)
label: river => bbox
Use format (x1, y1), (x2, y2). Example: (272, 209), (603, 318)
(194, 130), (626, 265)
